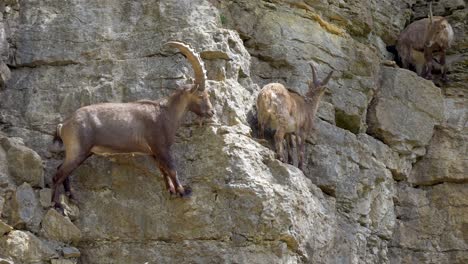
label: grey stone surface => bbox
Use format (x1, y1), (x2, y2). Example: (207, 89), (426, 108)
(39, 188), (52, 208)
(0, 0), (465, 263)
(0, 257), (14, 264)
(51, 259), (77, 264)
(409, 127), (467, 185)
(1, 137), (44, 188)
(0, 219), (12, 236)
(368, 67), (444, 155)
(8, 182), (43, 232)
(0, 230), (57, 263)
(41, 209), (81, 244)
(62, 247), (80, 258)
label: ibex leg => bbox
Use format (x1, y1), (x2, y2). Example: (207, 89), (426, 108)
(286, 134), (295, 165)
(439, 51), (448, 82)
(296, 135), (306, 171)
(258, 121), (265, 139)
(56, 163), (74, 200)
(63, 176), (76, 201)
(274, 129), (286, 162)
(424, 48), (434, 80)
(156, 152), (191, 197)
(154, 157), (176, 195)
(52, 153), (91, 211)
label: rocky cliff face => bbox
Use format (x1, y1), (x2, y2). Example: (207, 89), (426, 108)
(0, 0), (466, 263)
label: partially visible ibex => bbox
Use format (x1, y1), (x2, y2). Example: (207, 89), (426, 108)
(396, 2), (454, 81)
(50, 41), (214, 212)
(256, 64), (333, 170)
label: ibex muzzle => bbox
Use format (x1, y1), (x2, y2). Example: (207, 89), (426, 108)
(51, 41), (214, 212)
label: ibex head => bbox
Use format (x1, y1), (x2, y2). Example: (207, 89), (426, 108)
(165, 41), (215, 118)
(186, 85), (214, 118)
(425, 2), (450, 48)
(306, 63), (333, 96)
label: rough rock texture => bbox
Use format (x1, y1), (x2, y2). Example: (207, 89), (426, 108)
(8, 182), (43, 232)
(62, 246), (80, 258)
(0, 0), (466, 263)
(1, 136), (44, 187)
(0, 219), (12, 235)
(41, 209), (82, 244)
(368, 67), (444, 155)
(0, 230), (58, 263)
(51, 260), (77, 264)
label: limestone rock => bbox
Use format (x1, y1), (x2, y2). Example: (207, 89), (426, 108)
(9, 182), (43, 232)
(39, 188), (53, 208)
(304, 119), (397, 251)
(0, 137), (24, 151)
(59, 195), (80, 221)
(0, 257), (14, 264)
(391, 183), (468, 263)
(0, 0), (466, 263)
(368, 67), (444, 155)
(0, 62), (10, 89)
(62, 247), (80, 258)
(0, 196), (4, 214)
(4, 138), (44, 188)
(0, 230), (57, 263)
(41, 209), (82, 244)
(409, 127), (468, 185)
(0, 219), (13, 235)
(51, 259), (77, 264)
(225, 1), (380, 134)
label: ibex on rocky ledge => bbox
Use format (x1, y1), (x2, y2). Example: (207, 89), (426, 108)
(51, 41), (214, 211)
(256, 64), (333, 170)
(396, 2), (454, 81)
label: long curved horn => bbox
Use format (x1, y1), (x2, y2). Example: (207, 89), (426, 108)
(428, 2), (433, 24)
(322, 71), (334, 86)
(165, 41), (206, 91)
(309, 63), (319, 87)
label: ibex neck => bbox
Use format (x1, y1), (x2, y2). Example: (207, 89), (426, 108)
(306, 92), (325, 119)
(165, 89), (191, 128)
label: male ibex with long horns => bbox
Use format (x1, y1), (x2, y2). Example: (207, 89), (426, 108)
(396, 2), (454, 81)
(256, 64), (333, 170)
(51, 41), (214, 212)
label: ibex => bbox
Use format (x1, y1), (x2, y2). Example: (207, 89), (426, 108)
(51, 41), (214, 212)
(256, 64), (333, 170)
(396, 2), (454, 81)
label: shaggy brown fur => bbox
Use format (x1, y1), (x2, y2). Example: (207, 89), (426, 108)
(257, 64), (333, 170)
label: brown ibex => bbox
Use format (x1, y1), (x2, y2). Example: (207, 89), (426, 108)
(396, 2), (454, 81)
(256, 64), (333, 170)
(51, 41), (214, 211)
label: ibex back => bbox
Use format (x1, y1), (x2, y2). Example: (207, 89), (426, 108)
(51, 41), (214, 212)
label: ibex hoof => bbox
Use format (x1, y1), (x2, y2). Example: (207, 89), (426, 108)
(276, 154), (284, 162)
(168, 189), (177, 196)
(180, 186), (192, 198)
(54, 204), (66, 216)
(65, 191), (76, 203)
